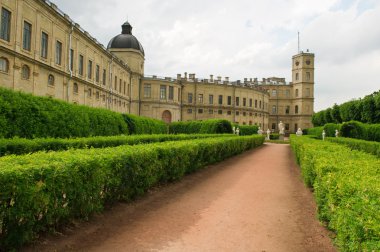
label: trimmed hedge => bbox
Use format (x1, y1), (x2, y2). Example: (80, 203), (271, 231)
(235, 125), (259, 135)
(0, 87), (128, 138)
(169, 119), (232, 134)
(340, 121), (380, 142)
(290, 135), (380, 251)
(305, 126), (324, 138)
(323, 123), (341, 137)
(122, 114), (167, 134)
(269, 133), (280, 140)
(0, 135), (264, 249)
(326, 137), (380, 157)
(0, 134), (235, 157)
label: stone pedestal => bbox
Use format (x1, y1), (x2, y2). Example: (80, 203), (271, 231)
(279, 134), (284, 141)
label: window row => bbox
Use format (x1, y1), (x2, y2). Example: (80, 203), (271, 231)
(187, 93), (265, 108)
(187, 108), (264, 117)
(271, 105), (300, 114)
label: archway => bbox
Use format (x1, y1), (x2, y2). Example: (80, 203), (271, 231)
(162, 110), (172, 123)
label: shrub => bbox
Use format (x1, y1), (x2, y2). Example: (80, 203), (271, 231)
(269, 133), (279, 140)
(169, 119), (233, 134)
(234, 125), (258, 135)
(0, 87), (128, 138)
(0, 135), (264, 249)
(290, 135), (380, 251)
(326, 137), (380, 157)
(122, 114), (167, 134)
(0, 134), (233, 157)
(340, 121), (380, 142)
(323, 123), (341, 137)
(305, 126), (324, 138)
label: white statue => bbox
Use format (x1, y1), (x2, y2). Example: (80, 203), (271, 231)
(335, 129), (339, 138)
(266, 129), (271, 140)
(296, 128), (303, 137)
(232, 126), (236, 134)
(236, 127), (240, 135)
(322, 130), (326, 140)
(278, 121), (284, 135)
(257, 127), (263, 135)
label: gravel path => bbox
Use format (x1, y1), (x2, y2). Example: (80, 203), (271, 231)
(23, 143), (336, 252)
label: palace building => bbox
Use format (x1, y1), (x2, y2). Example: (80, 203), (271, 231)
(0, 0), (314, 133)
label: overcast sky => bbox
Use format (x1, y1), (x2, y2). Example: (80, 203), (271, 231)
(52, 0), (380, 111)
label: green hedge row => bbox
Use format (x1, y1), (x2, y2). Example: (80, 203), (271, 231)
(290, 135), (380, 251)
(326, 137), (380, 157)
(122, 114), (167, 134)
(169, 119), (232, 134)
(269, 133), (280, 140)
(0, 134), (234, 157)
(0, 135), (264, 249)
(340, 121), (380, 142)
(305, 126), (324, 138)
(0, 87), (129, 138)
(235, 125), (259, 135)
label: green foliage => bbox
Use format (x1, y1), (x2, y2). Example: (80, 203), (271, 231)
(122, 114), (167, 134)
(0, 135), (264, 249)
(305, 126), (324, 138)
(169, 119), (233, 134)
(234, 125), (259, 135)
(269, 133), (280, 140)
(340, 121), (380, 142)
(312, 90), (380, 126)
(326, 137), (380, 157)
(0, 87), (128, 138)
(290, 135), (380, 251)
(323, 123), (341, 137)
(0, 134), (232, 157)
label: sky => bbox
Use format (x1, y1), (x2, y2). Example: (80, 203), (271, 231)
(51, 0), (380, 111)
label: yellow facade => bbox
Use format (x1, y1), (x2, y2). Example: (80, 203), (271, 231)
(0, 0), (314, 132)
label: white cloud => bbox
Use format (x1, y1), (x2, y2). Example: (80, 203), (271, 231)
(52, 0), (380, 111)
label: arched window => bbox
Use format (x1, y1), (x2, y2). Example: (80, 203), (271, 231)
(0, 57), (9, 73)
(22, 65), (30, 79)
(295, 105), (299, 114)
(48, 74), (55, 86)
(73, 83), (78, 93)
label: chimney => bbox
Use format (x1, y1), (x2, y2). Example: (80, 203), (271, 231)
(217, 76), (222, 81)
(210, 75), (214, 82)
(250, 78), (252, 82)
(184, 72), (187, 79)
(244, 78), (247, 82)
(177, 74), (181, 80)
(225, 77), (229, 82)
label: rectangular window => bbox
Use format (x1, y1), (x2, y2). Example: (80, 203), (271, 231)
(188, 93), (193, 103)
(114, 76), (117, 90)
(218, 110), (223, 115)
(306, 72), (310, 81)
(272, 90), (277, 97)
(95, 65), (100, 82)
(78, 55), (84, 75)
(236, 97), (240, 106)
(243, 98), (246, 107)
(286, 90), (290, 97)
(295, 89), (299, 97)
(259, 100), (262, 109)
(23, 21), (32, 51)
(70, 49), (74, 71)
(209, 94), (213, 105)
(198, 108), (203, 114)
(87, 60), (92, 79)
(285, 123), (289, 130)
(255, 99), (257, 108)
(123, 81), (126, 94)
(272, 123), (276, 130)
(41, 32), (48, 58)
(227, 111), (231, 115)
(243, 112), (246, 116)
(227, 96), (232, 105)
(0, 8), (11, 41)
(236, 111), (240, 116)
(55, 41), (62, 65)
(160, 85), (166, 99)
(249, 99), (252, 107)
(187, 108), (192, 114)
(144, 84), (152, 98)
(306, 88), (310, 97)
(169, 86), (174, 100)
(198, 94), (203, 104)
(218, 95), (223, 105)
(119, 79), (122, 92)
(295, 73), (299, 81)
(102, 69), (106, 85)
(208, 109), (213, 114)
(272, 105), (277, 114)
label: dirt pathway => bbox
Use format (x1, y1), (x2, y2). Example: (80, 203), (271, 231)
(23, 143), (336, 252)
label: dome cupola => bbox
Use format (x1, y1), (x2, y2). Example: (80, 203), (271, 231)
(107, 21), (144, 55)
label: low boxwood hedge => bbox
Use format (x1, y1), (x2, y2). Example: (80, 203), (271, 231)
(235, 125), (259, 135)
(0, 134), (235, 157)
(0, 135), (264, 249)
(326, 137), (380, 157)
(290, 135), (380, 251)
(169, 119), (232, 134)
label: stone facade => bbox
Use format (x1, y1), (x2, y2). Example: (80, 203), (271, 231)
(0, 0), (314, 132)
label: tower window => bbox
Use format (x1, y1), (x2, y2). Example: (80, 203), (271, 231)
(306, 72), (310, 81)
(306, 88), (310, 97)
(295, 105), (299, 114)
(295, 73), (299, 81)
(295, 89), (299, 97)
